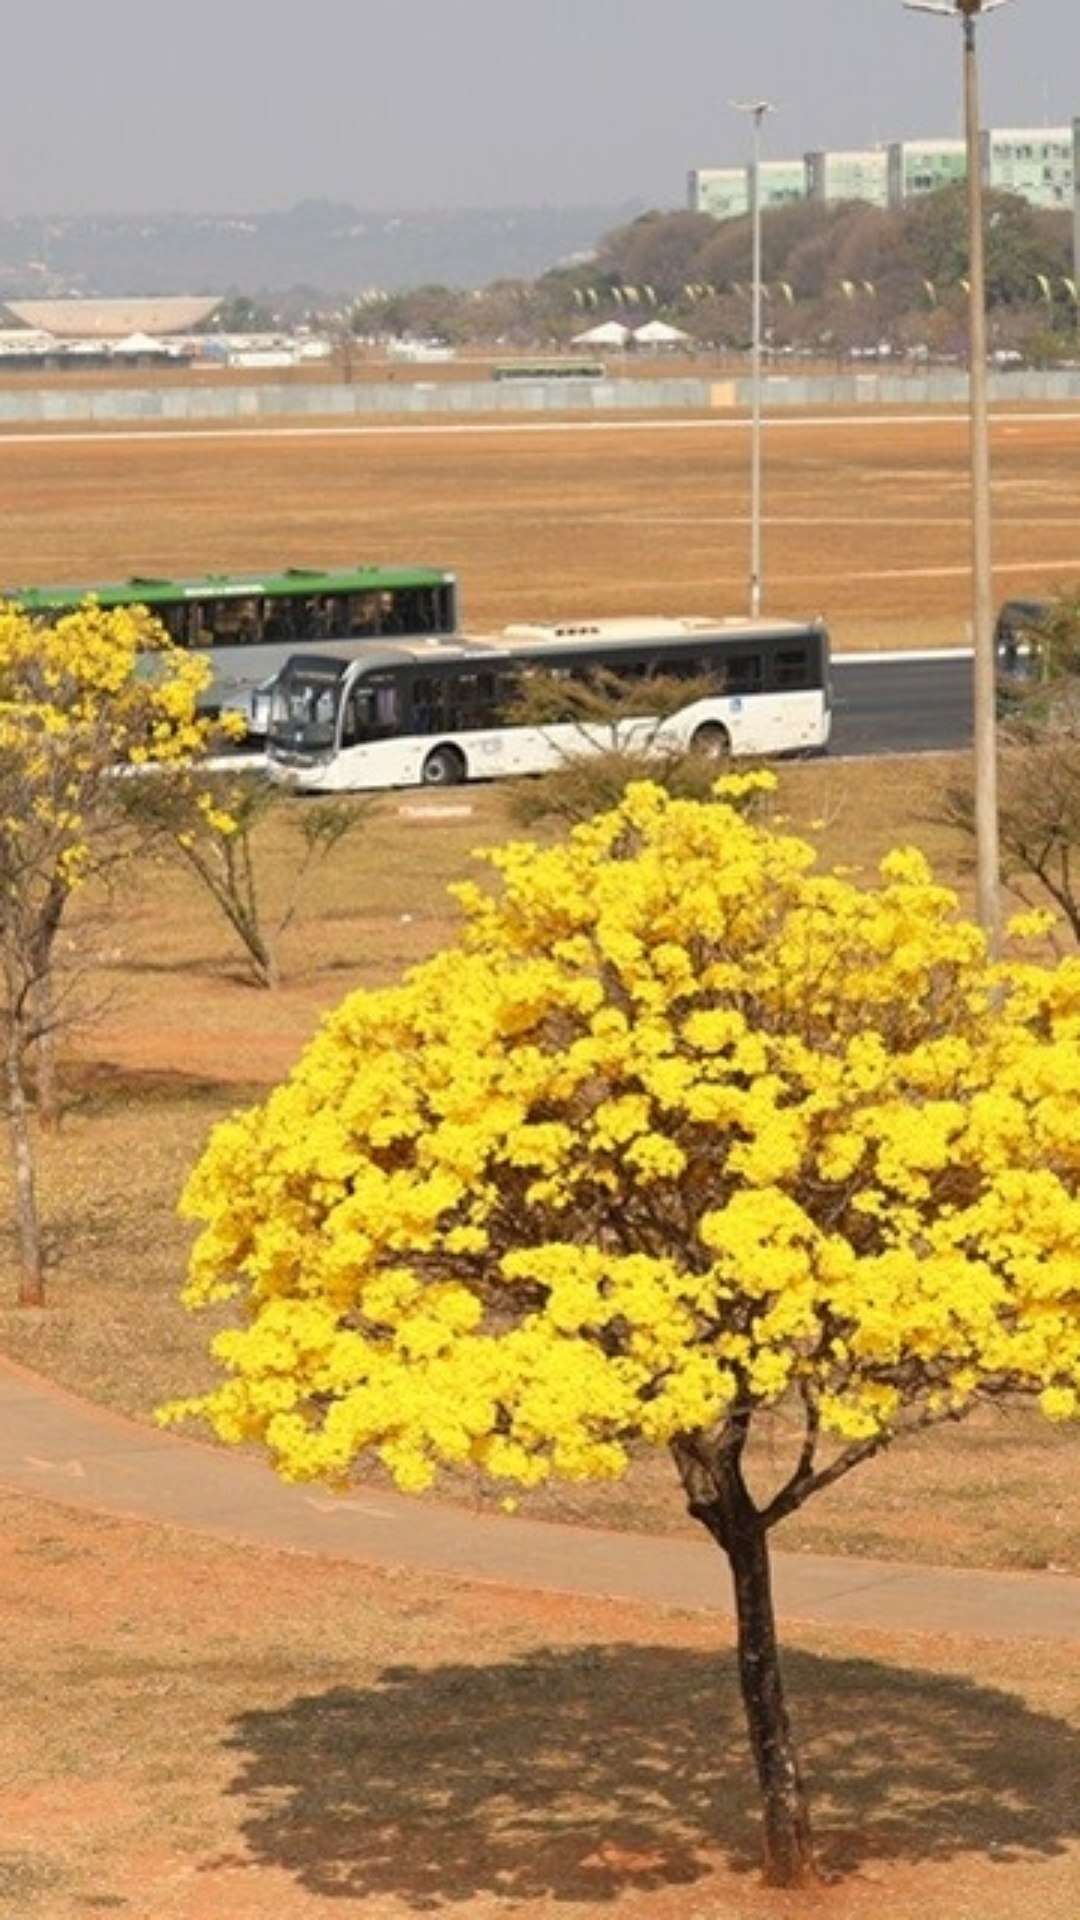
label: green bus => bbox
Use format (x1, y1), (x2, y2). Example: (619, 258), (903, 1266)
(492, 361), (606, 381)
(6, 564), (459, 736)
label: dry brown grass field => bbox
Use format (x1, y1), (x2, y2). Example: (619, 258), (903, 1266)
(1, 758), (1076, 1578)
(2, 408), (1080, 653)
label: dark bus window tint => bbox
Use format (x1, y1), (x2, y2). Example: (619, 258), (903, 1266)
(263, 598), (299, 644)
(300, 596), (339, 640)
(411, 675), (446, 732)
(157, 603), (188, 645)
(495, 671), (522, 719)
(717, 651), (763, 694)
(189, 598), (264, 648)
(666, 654), (709, 681)
(607, 653), (652, 681)
(774, 647), (811, 689)
(396, 587), (438, 634)
(186, 604), (211, 649)
(445, 670), (499, 729)
(346, 592), (384, 637)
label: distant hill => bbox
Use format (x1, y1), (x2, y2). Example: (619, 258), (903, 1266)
(0, 201), (641, 300)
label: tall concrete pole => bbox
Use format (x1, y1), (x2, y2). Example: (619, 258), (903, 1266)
(1073, 115), (1080, 329)
(962, 7), (1001, 954)
(904, 0), (1006, 953)
(750, 113), (764, 619)
(733, 100), (775, 620)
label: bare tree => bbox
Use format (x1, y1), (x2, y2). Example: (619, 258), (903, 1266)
(945, 718), (1080, 945)
(505, 665), (754, 828)
(945, 590), (1080, 942)
(122, 770), (374, 989)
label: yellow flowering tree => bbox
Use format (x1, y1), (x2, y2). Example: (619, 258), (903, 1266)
(0, 600), (214, 1303)
(168, 778), (1080, 1888)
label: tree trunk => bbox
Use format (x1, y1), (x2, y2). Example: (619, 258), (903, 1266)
(33, 974), (60, 1130)
(242, 925), (280, 990)
(674, 1435), (816, 1888)
(725, 1516), (816, 1887)
(5, 1035), (45, 1305)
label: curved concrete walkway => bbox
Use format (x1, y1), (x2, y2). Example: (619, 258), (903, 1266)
(2, 1355), (1077, 1642)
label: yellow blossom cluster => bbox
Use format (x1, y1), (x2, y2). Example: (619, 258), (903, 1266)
(165, 778), (1080, 1494)
(0, 598), (220, 898)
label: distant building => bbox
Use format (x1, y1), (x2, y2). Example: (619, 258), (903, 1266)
(693, 124), (1079, 225)
(688, 168), (749, 221)
(806, 148), (889, 209)
(887, 138), (967, 206)
(688, 161), (808, 217)
(2, 296), (220, 338)
(756, 160), (809, 209)
(982, 127), (1074, 208)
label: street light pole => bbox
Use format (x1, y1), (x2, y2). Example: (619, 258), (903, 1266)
(732, 99), (775, 620)
(904, 0), (1010, 955)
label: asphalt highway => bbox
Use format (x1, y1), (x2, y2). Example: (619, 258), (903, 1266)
(830, 650), (972, 758)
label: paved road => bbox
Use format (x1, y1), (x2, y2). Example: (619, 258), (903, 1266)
(1, 1358), (1077, 1641)
(4, 407), (1080, 451)
(831, 651), (972, 758)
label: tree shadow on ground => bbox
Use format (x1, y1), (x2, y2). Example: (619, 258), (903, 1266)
(217, 1643), (1080, 1906)
(61, 1060), (262, 1113)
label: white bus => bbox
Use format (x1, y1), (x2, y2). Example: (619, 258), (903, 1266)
(265, 616), (832, 792)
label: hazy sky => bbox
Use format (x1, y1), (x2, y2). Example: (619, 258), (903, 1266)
(5, 0), (1077, 216)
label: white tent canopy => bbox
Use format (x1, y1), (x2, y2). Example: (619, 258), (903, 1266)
(112, 331), (171, 354)
(633, 319), (690, 345)
(571, 320), (631, 346)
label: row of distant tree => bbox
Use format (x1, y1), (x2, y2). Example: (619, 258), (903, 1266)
(333, 186), (1078, 364)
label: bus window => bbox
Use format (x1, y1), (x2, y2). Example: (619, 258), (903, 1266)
(378, 592), (404, 635)
(411, 675), (446, 733)
(263, 599), (298, 644)
(590, 652), (650, 681)
(156, 603), (188, 645)
(192, 597), (264, 646)
(302, 597), (337, 639)
(375, 683), (399, 728)
(343, 675), (400, 743)
(347, 593), (381, 636)
(773, 647), (811, 689)
(718, 652), (763, 694)
(664, 654), (709, 682)
(445, 670), (499, 729)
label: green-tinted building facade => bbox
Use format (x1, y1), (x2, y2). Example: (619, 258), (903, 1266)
(806, 148), (889, 209)
(687, 168), (750, 220)
(887, 139), (967, 206)
(982, 127), (1073, 209)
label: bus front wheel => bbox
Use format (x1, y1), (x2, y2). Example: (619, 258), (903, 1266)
(421, 744), (466, 787)
(690, 722), (731, 760)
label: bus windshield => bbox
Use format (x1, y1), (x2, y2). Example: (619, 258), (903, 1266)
(269, 658), (347, 753)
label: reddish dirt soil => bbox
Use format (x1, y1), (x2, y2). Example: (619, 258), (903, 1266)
(2, 1488), (1078, 1920)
